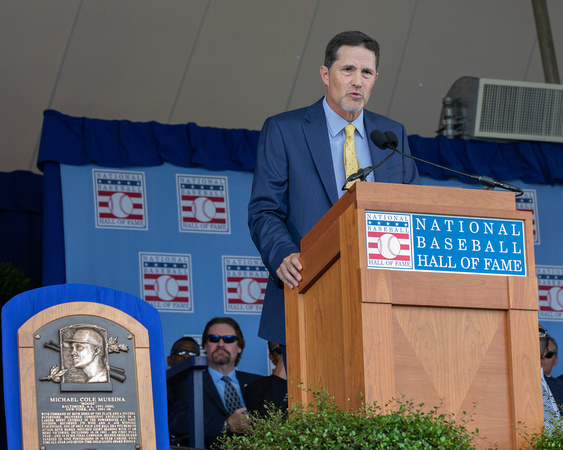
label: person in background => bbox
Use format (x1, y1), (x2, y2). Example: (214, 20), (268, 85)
(168, 317), (262, 448)
(167, 336), (200, 368)
(244, 342), (288, 416)
(167, 335), (201, 446)
(540, 326), (563, 432)
(543, 336), (558, 377)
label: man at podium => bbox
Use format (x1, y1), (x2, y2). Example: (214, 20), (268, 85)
(248, 30), (420, 355)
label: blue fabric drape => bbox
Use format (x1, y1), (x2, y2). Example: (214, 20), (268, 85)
(408, 135), (563, 185)
(38, 109), (563, 184)
(0, 170), (43, 289)
(38, 109), (259, 171)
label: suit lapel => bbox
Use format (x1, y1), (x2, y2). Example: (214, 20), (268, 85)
(364, 111), (383, 166)
(203, 370), (228, 414)
(303, 99), (340, 206)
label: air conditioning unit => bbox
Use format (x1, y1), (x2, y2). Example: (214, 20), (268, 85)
(438, 76), (563, 142)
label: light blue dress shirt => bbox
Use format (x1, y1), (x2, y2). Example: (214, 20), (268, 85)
(208, 367), (246, 408)
(323, 96), (375, 198)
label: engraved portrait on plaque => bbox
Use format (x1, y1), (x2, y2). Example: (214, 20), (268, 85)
(63, 325), (110, 384)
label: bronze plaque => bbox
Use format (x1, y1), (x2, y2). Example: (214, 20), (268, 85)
(34, 315), (141, 449)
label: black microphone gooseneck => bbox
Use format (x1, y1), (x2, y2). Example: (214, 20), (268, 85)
(341, 130), (396, 191)
(369, 130), (524, 197)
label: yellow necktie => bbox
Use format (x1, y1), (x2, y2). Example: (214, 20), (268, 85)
(343, 124), (359, 189)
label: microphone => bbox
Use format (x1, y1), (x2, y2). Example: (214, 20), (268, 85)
(341, 130), (396, 190)
(368, 130), (524, 196)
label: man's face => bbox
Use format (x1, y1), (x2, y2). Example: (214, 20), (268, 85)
(167, 339), (200, 367)
(542, 340), (558, 376)
(320, 45), (378, 122)
(71, 343), (98, 369)
(204, 323), (241, 370)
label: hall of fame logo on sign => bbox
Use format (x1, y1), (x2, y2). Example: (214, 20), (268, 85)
(537, 265), (563, 321)
(93, 169), (147, 230)
(365, 212), (413, 269)
(222, 256), (266, 314)
(139, 252), (193, 312)
(516, 189), (540, 245)
(176, 175), (230, 233)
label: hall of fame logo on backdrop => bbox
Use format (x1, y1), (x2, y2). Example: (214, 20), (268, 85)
(366, 212), (413, 269)
(93, 169), (147, 230)
(538, 265), (563, 321)
(176, 175), (230, 233)
(222, 256), (266, 314)
(139, 252), (193, 312)
(516, 189), (540, 245)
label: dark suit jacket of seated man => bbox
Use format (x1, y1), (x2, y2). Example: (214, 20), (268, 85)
(546, 375), (563, 413)
(248, 31), (421, 349)
(168, 317), (262, 448)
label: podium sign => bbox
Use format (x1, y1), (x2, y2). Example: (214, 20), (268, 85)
(365, 211), (526, 276)
(18, 302), (156, 449)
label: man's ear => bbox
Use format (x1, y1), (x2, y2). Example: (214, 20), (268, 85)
(320, 65), (330, 87)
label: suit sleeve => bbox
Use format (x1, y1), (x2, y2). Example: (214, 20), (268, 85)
(248, 117), (300, 284)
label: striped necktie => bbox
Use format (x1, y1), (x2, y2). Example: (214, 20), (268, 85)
(343, 124), (359, 189)
(222, 375), (243, 414)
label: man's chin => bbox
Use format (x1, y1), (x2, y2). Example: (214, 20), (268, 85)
(343, 101), (364, 114)
(211, 352), (231, 365)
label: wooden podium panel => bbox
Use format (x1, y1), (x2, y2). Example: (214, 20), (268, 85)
(285, 182), (542, 449)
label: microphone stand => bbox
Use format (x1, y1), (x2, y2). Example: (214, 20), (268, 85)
(341, 152), (395, 191)
(344, 133), (524, 197)
(387, 146), (524, 197)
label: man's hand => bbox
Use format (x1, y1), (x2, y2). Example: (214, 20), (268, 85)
(228, 407), (250, 433)
(276, 252), (302, 288)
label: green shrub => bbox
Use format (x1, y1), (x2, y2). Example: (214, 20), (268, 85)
(0, 262), (30, 304)
(520, 414), (563, 449)
(217, 387), (485, 449)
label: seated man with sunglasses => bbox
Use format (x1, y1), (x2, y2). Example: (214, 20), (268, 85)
(167, 336), (201, 446)
(168, 317), (262, 448)
(543, 336), (559, 378)
(167, 336), (201, 368)
(540, 325), (563, 432)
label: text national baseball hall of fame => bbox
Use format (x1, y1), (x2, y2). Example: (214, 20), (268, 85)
(365, 211), (526, 277)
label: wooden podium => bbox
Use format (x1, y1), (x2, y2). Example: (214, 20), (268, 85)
(285, 182), (542, 449)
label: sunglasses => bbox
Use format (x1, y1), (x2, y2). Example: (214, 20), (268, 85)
(207, 334), (238, 344)
(269, 345), (282, 355)
(545, 351), (557, 359)
(172, 349), (199, 357)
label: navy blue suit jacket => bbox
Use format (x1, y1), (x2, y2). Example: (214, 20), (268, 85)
(546, 375), (563, 412)
(248, 98), (421, 345)
(168, 369), (262, 448)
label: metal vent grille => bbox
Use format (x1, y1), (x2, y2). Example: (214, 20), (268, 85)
(475, 79), (563, 142)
